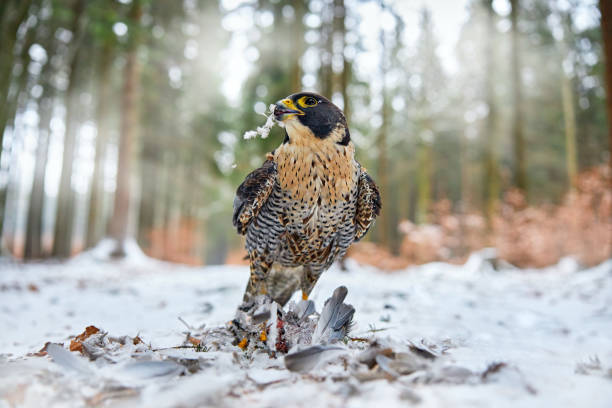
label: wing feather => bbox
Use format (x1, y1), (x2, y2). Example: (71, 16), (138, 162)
(232, 159), (277, 235)
(354, 168), (381, 241)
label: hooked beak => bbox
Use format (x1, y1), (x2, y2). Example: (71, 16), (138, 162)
(274, 98), (304, 121)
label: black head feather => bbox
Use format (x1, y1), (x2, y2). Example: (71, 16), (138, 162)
(287, 92), (349, 144)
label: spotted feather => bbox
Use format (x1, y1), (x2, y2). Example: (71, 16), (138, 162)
(354, 170), (382, 241)
(232, 159), (277, 235)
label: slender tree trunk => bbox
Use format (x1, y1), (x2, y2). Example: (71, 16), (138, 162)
(599, 0), (612, 165)
(24, 95), (53, 259)
(137, 149), (156, 250)
(108, 0), (142, 257)
(51, 0), (86, 257)
(459, 127), (471, 256)
(333, 0), (350, 117)
(289, 0), (306, 93)
(0, 0), (34, 151)
(377, 70), (390, 247)
(85, 45), (113, 248)
(0, 0), (36, 243)
(561, 69), (578, 188)
(483, 0), (499, 226)
(510, 0), (527, 192)
(559, 11), (578, 189)
(24, 51), (55, 259)
(319, 0), (333, 98)
(416, 138), (432, 224)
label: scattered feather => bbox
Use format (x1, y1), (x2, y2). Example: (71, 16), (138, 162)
(312, 286), (355, 344)
(243, 104), (283, 140)
(46, 343), (94, 375)
(284, 345), (344, 373)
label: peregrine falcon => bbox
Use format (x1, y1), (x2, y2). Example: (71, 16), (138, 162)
(233, 92), (381, 305)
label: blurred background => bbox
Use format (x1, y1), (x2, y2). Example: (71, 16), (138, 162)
(0, 0), (610, 269)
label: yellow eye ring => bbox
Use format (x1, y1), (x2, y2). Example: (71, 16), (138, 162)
(297, 96), (318, 108)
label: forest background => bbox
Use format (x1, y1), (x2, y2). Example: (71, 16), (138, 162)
(1, 0), (610, 269)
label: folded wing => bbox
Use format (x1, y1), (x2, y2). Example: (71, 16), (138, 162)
(354, 168), (382, 241)
(232, 159), (278, 235)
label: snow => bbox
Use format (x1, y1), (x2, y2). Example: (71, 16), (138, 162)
(1, 252), (611, 407)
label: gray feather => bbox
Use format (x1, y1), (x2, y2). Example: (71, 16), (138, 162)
(312, 286), (354, 344)
(118, 360), (185, 379)
(46, 343), (94, 375)
(295, 299), (316, 322)
(284, 345), (343, 372)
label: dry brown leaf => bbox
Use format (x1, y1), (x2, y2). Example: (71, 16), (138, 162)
(75, 325), (100, 342)
(27, 341), (55, 357)
(188, 336), (201, 346)
(69, 339), (83, 353)
(68, 325), (101, 353)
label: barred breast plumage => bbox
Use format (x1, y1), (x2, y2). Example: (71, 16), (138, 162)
(247, 140), (359, 270)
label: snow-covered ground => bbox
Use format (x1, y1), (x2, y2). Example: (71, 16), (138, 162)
(0, 251), (611, 407)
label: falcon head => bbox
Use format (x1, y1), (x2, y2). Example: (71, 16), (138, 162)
(273, 92), (350, 146)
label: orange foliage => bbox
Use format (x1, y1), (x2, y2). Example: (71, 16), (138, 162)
(351, 165), (612, 270)
(144, 218), (203, 265)
(225, 248), (250, 265)
(345, 242), (411, 270)
(494, 165), (612, 267)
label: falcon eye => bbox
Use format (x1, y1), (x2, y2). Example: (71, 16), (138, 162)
(305, 97), (317, 106)
(298, 96), (318, 108)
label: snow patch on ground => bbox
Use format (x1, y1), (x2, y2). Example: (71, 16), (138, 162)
(0, 254), (611, 407)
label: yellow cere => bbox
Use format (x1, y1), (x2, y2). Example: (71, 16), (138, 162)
(281, 98), (304, 115)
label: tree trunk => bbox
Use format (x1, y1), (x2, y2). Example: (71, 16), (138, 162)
(137, 148), (156, 250)
(0, 0), (36, 242)
(561, 68), (578, 188)
(483, 0), (499, 226)
(85, 45), (113, 248)
(319, 1), (333, 98)
(599, 0), (612, 166)
(0, 0), (34, 152)
(333, 0), (349, 116)
(51, 0), (87, 258)
(510, 0), (527, 192)
(559, 11), (578, 189)
(377, 67), (390, 247)
(416, 139), (432, 224)
(24, 93), (53, 259)
(108, 0), (142, 258)
(289, 0), (306, 93)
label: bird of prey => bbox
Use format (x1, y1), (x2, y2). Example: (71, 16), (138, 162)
(233, 92), (381, 305)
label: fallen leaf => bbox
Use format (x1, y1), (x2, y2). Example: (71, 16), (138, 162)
(69, 340), (83, 353)
(188, 336), (201, 346)
(75, 326), (100, 341)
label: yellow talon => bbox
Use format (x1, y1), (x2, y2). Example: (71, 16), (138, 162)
(302, 291), (308, 300)
(260, 331), (267, 342)
(238, 337), (248, 349)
